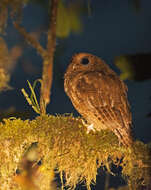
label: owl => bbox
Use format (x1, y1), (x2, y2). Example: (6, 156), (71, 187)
(64, 53), (134, 147)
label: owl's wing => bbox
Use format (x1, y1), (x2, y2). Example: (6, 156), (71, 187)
(74, 71), (132, 132)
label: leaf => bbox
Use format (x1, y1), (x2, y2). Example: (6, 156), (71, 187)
(21, 80), (41, 114)
(114, 53), (151, 81)
(114, 55), (134, 81)
(56, 0), (83, 38)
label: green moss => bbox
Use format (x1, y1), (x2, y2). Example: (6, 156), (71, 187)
(0, 115), (150, 189)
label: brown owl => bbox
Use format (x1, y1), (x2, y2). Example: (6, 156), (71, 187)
(64, 53), (133, 147)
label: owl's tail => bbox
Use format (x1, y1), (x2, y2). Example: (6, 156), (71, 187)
(113, 126), (134, 147)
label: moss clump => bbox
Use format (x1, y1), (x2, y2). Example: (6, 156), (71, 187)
(0, 115), (150, 190)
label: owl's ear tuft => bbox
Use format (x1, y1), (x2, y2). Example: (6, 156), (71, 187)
(81, 57), (89, 65)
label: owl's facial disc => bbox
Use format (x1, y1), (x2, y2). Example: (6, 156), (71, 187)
(70, 53), (103, 73)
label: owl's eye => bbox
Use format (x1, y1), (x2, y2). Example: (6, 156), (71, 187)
(81, 57), (89, 65)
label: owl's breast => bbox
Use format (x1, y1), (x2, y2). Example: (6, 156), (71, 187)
(64, 72), (109, 130)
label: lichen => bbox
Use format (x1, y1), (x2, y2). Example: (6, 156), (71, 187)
(0, 115), (150, 189)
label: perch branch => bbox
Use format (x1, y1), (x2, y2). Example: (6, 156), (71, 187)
(40, 0), (59, 114)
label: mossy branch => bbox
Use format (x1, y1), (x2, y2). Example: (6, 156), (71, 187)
(0, 115), (150, 190)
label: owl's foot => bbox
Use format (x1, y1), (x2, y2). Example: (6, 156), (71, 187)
(81, 119), (95, 133)
(86, 124), (95, 134)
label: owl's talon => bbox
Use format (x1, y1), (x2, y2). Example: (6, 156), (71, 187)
(81, 119), (95, 134)
(86, 124), (95, 134)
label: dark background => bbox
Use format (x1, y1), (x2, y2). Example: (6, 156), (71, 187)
(0, 1), (151, 189)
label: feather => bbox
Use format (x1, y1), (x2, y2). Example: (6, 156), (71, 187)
(64, 53), (133, 147)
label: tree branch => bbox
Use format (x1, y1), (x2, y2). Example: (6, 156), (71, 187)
(40, 0), (59, 114)
(13, 22), (47, 59)
(13, 0), (59, 114)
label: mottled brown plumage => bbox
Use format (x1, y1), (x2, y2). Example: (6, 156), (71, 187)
(64, 53), (133, 147)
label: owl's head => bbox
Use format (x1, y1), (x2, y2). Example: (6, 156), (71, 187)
(65, 53), (107, 78)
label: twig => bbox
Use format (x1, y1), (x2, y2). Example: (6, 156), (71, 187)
(13, 0), (59, 114)
(13, 22), (47, 59)
(40, 0), (59, 114)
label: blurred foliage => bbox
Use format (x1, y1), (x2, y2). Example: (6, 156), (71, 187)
(114, 53), (151, 81)
(0, 0), (84, 38)
(0, 67), (11, 91)
(0, 0), (142, 38)
(56, 0), (83, 38)
(0, 37), (11, 91)
(0, 115), (150, 190)
(114, 56), (134, 81)
(0, 37), (22, 91)
(14, 142), (56, 190)
(0, 0), (26, 34)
